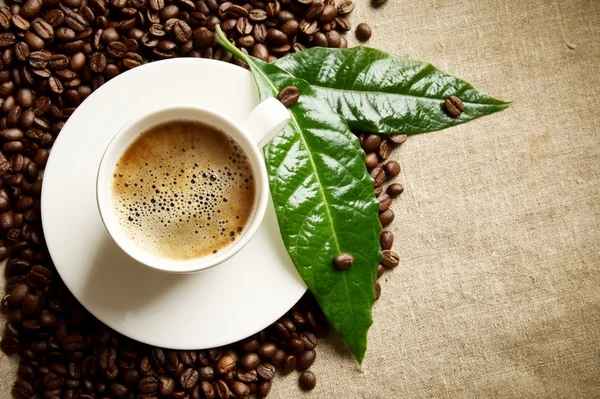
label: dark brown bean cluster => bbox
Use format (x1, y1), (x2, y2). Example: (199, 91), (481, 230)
(0, 0), (403, 397)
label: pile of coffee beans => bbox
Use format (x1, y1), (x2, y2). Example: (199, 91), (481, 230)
(0, 0), (404, 396)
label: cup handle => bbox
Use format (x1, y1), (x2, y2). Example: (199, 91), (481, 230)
(242, 98), (290, 148)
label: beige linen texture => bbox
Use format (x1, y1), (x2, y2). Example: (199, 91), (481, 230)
(2, 0), (600, 398)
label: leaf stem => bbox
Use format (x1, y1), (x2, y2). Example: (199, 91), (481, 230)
(215, 25), (249, 63)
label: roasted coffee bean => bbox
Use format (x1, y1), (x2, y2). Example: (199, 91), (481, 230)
(335, 16), (351, 31)
(99, 347), (117, 370)
(380, 230), (394, 250)
(216, 355), (235, 374)
(444, 95), (465, 117)
(326, 30), (341, 47)
(383, 160), (400, 177)
(296, 350), (316, 371)
(337, 0), (354, 15)
(62, 334), (84, 351)
(230, 381), (250, 397)
(214, 380), (230, 399)
(0, 197), (9, 213)
(277, 85), (299, 108)
(12, 15), (31, 32)
(239, 353), (260, 371)
(300, 332), (318, 350)
(27, 264), (52, 285)
(0, 33), (16, 49)
(174, 20), (192, 42)
(13, 379), (34, 399)
(282, 355), (296, 374)
(365, 152), (379, 170)
(378, 139), (392, 160)
(379, 208), (394, 226)
(48, 54), (68, 70)
(9, 283), (28, 305)
(180, 368), (198, 390)
(386, 183), (404, 197)
(157, 375), (174, 396)
(377, 264), (386, 278)
(32, 20), (54, 41)
(381, 249), (399, 268)
(300, 19), (318, 36)
(1, 128), (24, 141)
(44, 9), (64, 28)
(56, 27), (76, 41)
(378, 193), (391, 211)
(14, 42), (30, 63)
(370, 166), (386, 187)
(356, 22), (372, 41)
(44, 372), (64, 390)
(388, 134), (408, 146)
(251, 43), (268, 61)
(256, 380), (271, 398)
(270, 349), (285, 367)
(375, 281), (381, 299)
(298, 370), (316, 390)
(198, 365), (215, 381)
(236, 369), (257, 383)
(256, 362), (275, 380)
(200, 381), (214, 399)
(363, 134), (381, 151)
(257, 342), (277, 360)
(139, 376), (158, 393)
(333, 252), (354, 270)
(48, 76), (64, 95)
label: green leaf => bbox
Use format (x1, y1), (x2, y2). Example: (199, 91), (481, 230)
(217, 27), (382, 363)
(274, 46), (511, 134)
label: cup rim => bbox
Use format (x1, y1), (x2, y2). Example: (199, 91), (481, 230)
(96, 104), (269, 274)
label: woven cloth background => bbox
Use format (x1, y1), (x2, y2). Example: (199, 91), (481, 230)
(2, 0), (600, 398)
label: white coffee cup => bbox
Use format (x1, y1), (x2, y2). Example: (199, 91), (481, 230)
(96, 98), (290, 273)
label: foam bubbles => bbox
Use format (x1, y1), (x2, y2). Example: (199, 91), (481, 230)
(111, 120), (255, 260)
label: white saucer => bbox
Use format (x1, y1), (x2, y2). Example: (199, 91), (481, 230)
(41, 58), (307, 349)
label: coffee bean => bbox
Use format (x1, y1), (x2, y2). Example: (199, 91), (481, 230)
(256, 362), (275, 380)
(32, 20), (54, 41)
(174, 20), (192, 42)
(236, 369), (257, 383)
(14, 43), (30, 63)
(216, 355), (235, 374)
(44, 372), (65, 390)
(326, 30), (341, 47)
(98, 347), (117, 370)
(383, 160), (400, 177)
(0, 197), (9, 213)
(1, 128), (24, 141)
(12, 15), (30, 32)
(296, 350), (316, 371)
(378, 139), (392, 160)
(444, 95), (465, 118)
(19, 0), (42, 20)
(44, 9), (64, 28)
(300, 332), (318, 350)
(356, 22), (372, 41)
(377, 264), (385, 278)
(300, 19), (318, 36)
(379, 208), (394, 226)
(239, 352), (260, 371)
(198, 365), (215, 381)
(180, 368), (198, 390)
(257, 342), (277, 360)
(320, 4), (337, 22)
(13, 379), (34, 399)
(381, 249), (399, 268)
(380, 230), (394, 250)
(337, 0), (354, 15)
(365, 152), (379, 170)
(62, 334), (84, 351)
(363, 134), (381, 151)
(138, 375), (158, 393)
(277, 85), (299, 108)
(214, 380), (230, 399)
(333, 252), (353, 270)
(378, 194), (391, 211)
(251, 43), (268, 61)
(27, 264), (52, 285)
(375, 281), (381, 299)
(256, 380), (271, 398)
(282, 355), (296, 374)
(370, 166), (386, 187)
(386, 183), (404, 197)
(1, 336), (20, 354)
(109, 382), (129, 399)
(298, 370), (316, 390)
(388, 134), (408, 146)
(157, 375), (174, 396)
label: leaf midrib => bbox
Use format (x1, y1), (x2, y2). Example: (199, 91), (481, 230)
(249, 59), (360, 350)
(312, 84), (508, 107)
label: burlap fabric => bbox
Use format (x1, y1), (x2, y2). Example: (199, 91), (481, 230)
(2, 0), (599, 397)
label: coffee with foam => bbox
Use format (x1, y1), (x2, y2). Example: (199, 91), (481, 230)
(111, 120), (256, 260)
